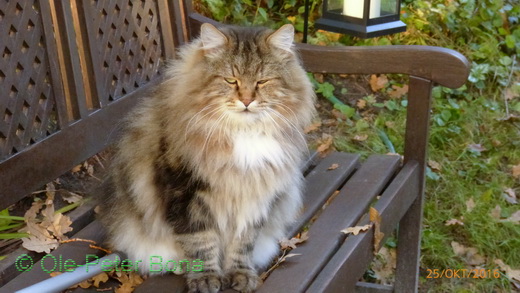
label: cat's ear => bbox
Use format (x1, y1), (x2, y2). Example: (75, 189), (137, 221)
(267, 24), (294, 52)
(200, 23), (228, 51)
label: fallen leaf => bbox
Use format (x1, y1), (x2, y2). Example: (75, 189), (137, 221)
(48, 213), (73, 240)
(313, 73), (324, 83)
(322, 119), (337, 127)
(304, 120), (322, 134)
(428, 160), (442, 172)
(341, 224), (372, 235)
(445, 218), (464, 226)
(71, 165), (82, 173)
(92, 272), (110, 288)
(503, 188), (518, 205)
(466, 198), (476, 212)
(357, 99), (367, 109)
(327, 163), (339, 170)
(370, 74), (388, 92)
(353, 134), (368, 142)
(370, 207), (384, 252)
(61, 191), (83, 204)
(331, 108), (347, 120)
(512, 164), (520, 178)
(500, 210), (520, 224)
(279, 232), (309, 250)
(490, 205), (502, 219)
(467, 143), (487, 153)
(371, 246), (396, 285)
(21, 236), (59, 254)
(388, 84), (409, 99)
(451, 241), (486, 266)
(495, 259), (520, 282)
(316, 134), (334, 156)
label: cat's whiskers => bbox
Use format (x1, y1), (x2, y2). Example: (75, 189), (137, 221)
(268, 101), (300, 123)
(200, 111), (229, 157)
(265, 108), (308, 155)
(184, 102), (223, 142)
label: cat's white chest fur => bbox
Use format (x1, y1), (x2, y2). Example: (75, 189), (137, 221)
(232, 132), (284, 170)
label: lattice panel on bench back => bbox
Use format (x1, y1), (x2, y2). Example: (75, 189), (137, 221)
(0, 0), (59, 161)
(84, 0), (164, 105)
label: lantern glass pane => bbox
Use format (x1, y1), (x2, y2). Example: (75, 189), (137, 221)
(341, 0), (364, 18)
(327, 0), (345, 14)
(371, 0), (398, 18)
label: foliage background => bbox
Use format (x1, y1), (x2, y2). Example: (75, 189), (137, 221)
(194, 0), (520, 292)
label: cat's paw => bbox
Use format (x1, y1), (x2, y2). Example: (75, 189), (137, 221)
(228, 269), (260, 293)
(186, 272), (222, 293)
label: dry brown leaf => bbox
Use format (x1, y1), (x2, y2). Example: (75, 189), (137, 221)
(491, 205), (502, 219)
(503, 188), (518, 205)
(114, 272), (144, 293)
(495, 259), (520, 282)
(316, 134), (334, 156)
(357, 99), (367, 109)
(369, 74), (388, 92)
(388, 84), (409, 99)
(341, 224), (372, 235)
(78, 280), (93, 289)
(279, 232), (309, 250)
(327, 163), (339, 170)
(313, 73), (324, 83)
(61, 191), (83, 204)
(512, 164), (520, 178)
(451, 241), (486, 266)
(370, 207), (384, 252)
(353, 134), (368, 142)
(92, 272), (110, 288)
(466, 198), (476, 212)
(322, 119), (337, 127)
(21, 236), (59, 254)
(331, 108), (347, 120)
(304, 120), (322, 134)
(445, 218), (464, 226)
(428, 160), (442, 172)
(48, 213), (73, 240)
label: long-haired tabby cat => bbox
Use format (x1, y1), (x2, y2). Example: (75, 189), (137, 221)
(98, 23), (315, 292)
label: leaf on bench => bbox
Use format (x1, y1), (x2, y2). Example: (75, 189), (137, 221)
(279, 231), (309, 250)
(341, 224), (372, 236)
(370, 207), (384, 253)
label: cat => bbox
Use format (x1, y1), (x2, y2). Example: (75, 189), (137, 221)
(97, 23), (315, 293)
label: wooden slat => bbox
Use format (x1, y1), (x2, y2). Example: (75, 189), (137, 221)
(0, 79), (161, 211)
(1, 221), (106, 292)
(259, 155), (401, 293)
(307, 161), (420, 292)
(135, 152), (360, 293)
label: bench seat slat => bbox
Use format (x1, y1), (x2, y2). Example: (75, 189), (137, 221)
(307, 161), (420, 292)
(258, 155), (401, 293)
(2, 221), (106, 293)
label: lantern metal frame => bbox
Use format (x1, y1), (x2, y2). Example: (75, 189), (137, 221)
(314, 0), (406, 38)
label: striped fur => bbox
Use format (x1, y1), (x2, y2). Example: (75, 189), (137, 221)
(98, 23), (315, 293)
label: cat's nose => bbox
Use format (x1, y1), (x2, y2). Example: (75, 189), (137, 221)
(242, 98), (252, 107)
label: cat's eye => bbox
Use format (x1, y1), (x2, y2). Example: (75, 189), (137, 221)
(224, 78), (238, 85)
(257, 80), (268, 85)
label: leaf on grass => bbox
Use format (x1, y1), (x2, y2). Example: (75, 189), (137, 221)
(466, 198), (476, 212)
(353, 134), (368, 142)
(369, 75), (388, 92)
(445, 218), (464, 226)
(495, 259), (520, 282)
(327, 163), (339, 170)
(316, 134), (334, 156)
(341, 224), (372, 235)
(467, 143), (487, 154)
(428, 160), (442, 172)
(490, 205), (502, 219)
(500, 210), (520, 224)
(356, 99), (367, 109)
(503, 188), (518, 205)
(451, 241), (486, 266)
(369, 207), (384, 252)
(388, 84), (408, 99)
(279, 232), (309, 250)
(512, 164), (520, 179)
(371, 246), (396, 285)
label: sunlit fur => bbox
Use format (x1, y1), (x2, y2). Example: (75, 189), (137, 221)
(98, 24), (315, 292)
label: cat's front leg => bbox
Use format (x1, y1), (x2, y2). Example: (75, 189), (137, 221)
(177, 230), (224, 293)
(223, 229), (261, 293)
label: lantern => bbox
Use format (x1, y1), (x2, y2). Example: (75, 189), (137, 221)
(314, 0), (406, 38)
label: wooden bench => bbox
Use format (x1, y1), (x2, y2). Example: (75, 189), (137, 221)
(0, 0), (470, 292)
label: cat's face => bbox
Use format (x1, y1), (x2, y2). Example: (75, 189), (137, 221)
(187, 24), (313, 128)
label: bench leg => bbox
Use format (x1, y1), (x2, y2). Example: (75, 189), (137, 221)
(395, 76), (433, 292)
